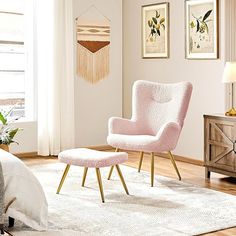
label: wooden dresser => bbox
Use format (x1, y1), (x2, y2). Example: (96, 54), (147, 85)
(204, 114), (236, 179)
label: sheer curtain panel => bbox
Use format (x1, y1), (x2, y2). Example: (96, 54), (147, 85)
(36, 0), (75, 156)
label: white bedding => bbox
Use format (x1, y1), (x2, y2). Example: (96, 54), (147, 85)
(0, 149), (48, 231)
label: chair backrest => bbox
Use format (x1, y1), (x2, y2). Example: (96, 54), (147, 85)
(131, 80), (193, 136)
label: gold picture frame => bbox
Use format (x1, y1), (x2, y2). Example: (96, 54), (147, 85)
(142, 2), (169, 58)
(185, 0), (219, 59)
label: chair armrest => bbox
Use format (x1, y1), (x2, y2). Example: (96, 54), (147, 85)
(108, 117), (137, 135)
(156, 122), (182, 150)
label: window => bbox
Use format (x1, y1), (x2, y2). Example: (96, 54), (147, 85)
(0, 0), (28, 118)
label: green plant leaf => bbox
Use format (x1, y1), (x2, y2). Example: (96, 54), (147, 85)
(9, 140), (18, 145)
(156, 11), (160, 18)
(196, 20), (200, 32)
(8, 128), (19, 139)
(161, 24), (165, 30)
(159, 17), (165, 24)
(190, 21), (195, 28)
(156, 29), (160, 36)
(152, 17), (157, 24)
(148, 20), (153, 28)
(0, 112), (7, 125)
(203, 10), (212, 22)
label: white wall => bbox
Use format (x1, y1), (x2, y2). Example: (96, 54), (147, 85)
(10, 121), (37, 154)
(74, 0), (122, 147)
(123, 0), (226, 160)
(225, 0), (236, 110)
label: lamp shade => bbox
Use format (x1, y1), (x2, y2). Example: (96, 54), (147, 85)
(222, 62), (236, 83)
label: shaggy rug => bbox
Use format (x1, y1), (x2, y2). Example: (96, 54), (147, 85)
(11, 163), (236, 236)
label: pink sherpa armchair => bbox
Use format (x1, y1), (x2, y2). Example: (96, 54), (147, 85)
(107, 80), (193, 186)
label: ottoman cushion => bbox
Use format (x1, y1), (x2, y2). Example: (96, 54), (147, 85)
(58, 148), (128, 168)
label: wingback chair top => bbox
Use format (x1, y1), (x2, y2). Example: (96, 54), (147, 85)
(107, 80), (193, 153)
(107, 80), (192, 186)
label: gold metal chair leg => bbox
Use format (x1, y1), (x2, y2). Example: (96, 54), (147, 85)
(138, 151), (144, 172)
(82, 167), (88, 187)
(96, 168), (105, 203)
(56, 164), (70, 194)
(107, 148), (119, 180)
(151, 152), (155, 187)
(168, 151), (181, 180)
(115, 165), (129, 195)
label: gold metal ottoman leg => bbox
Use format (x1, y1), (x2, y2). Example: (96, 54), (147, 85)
(56, 164), (70, 194)
(107, 148), (119, 180)
(82, 167), (88, 187)
(151, 153), (155, 187)
(138, 151), (144, 172)
(115, 165), (129, 195)
(96, 168), (105, 203)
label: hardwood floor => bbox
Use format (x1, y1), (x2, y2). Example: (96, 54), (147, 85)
(124, 151), (236, 196)
(19, 151), (236, 236)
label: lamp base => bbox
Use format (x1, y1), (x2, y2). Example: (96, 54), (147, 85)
(225, 107), (236, 116)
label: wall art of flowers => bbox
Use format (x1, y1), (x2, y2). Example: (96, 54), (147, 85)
(142, 3), (169, 58)
(186, 0), (218, 59)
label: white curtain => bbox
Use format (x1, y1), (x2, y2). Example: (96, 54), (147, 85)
(36, 0), (75, 156)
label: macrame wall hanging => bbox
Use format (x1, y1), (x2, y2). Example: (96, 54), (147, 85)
(76, 6), (110, 84)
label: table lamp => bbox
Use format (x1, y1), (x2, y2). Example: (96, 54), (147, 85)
(222, 62), (236, 116)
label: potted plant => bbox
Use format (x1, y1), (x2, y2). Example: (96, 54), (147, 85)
(0, 107), (21, 152)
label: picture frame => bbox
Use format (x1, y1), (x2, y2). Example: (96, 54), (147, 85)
(142, 2), (169, 58)
(185, 0), (219, 59)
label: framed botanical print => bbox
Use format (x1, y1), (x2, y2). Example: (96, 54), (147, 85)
(142, 3), (169, 58)
(185, 0), (219, 59)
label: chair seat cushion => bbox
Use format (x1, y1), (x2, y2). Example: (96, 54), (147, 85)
(107, 134), (171, 152)
(58, 148), (128, 168)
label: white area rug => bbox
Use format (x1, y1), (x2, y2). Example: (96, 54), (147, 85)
(12, 163), (236, 236)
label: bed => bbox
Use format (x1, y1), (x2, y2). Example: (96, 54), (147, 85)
(0, 149), (48, 233)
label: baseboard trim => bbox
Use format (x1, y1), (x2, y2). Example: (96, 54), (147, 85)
(14, 145), (203, 166)
(155, 152), (203, 166)
(14, 152), (38, 158)
(14, 145), (113, 158)
(85, 145), (113, 151)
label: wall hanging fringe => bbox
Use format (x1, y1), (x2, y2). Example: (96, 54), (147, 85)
(77, 43), (110, 84)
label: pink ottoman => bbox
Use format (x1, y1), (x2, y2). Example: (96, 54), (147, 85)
(56, 148), (129, 202)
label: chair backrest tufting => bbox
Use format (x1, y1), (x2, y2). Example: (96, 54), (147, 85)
(131, 80), (193, 136)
